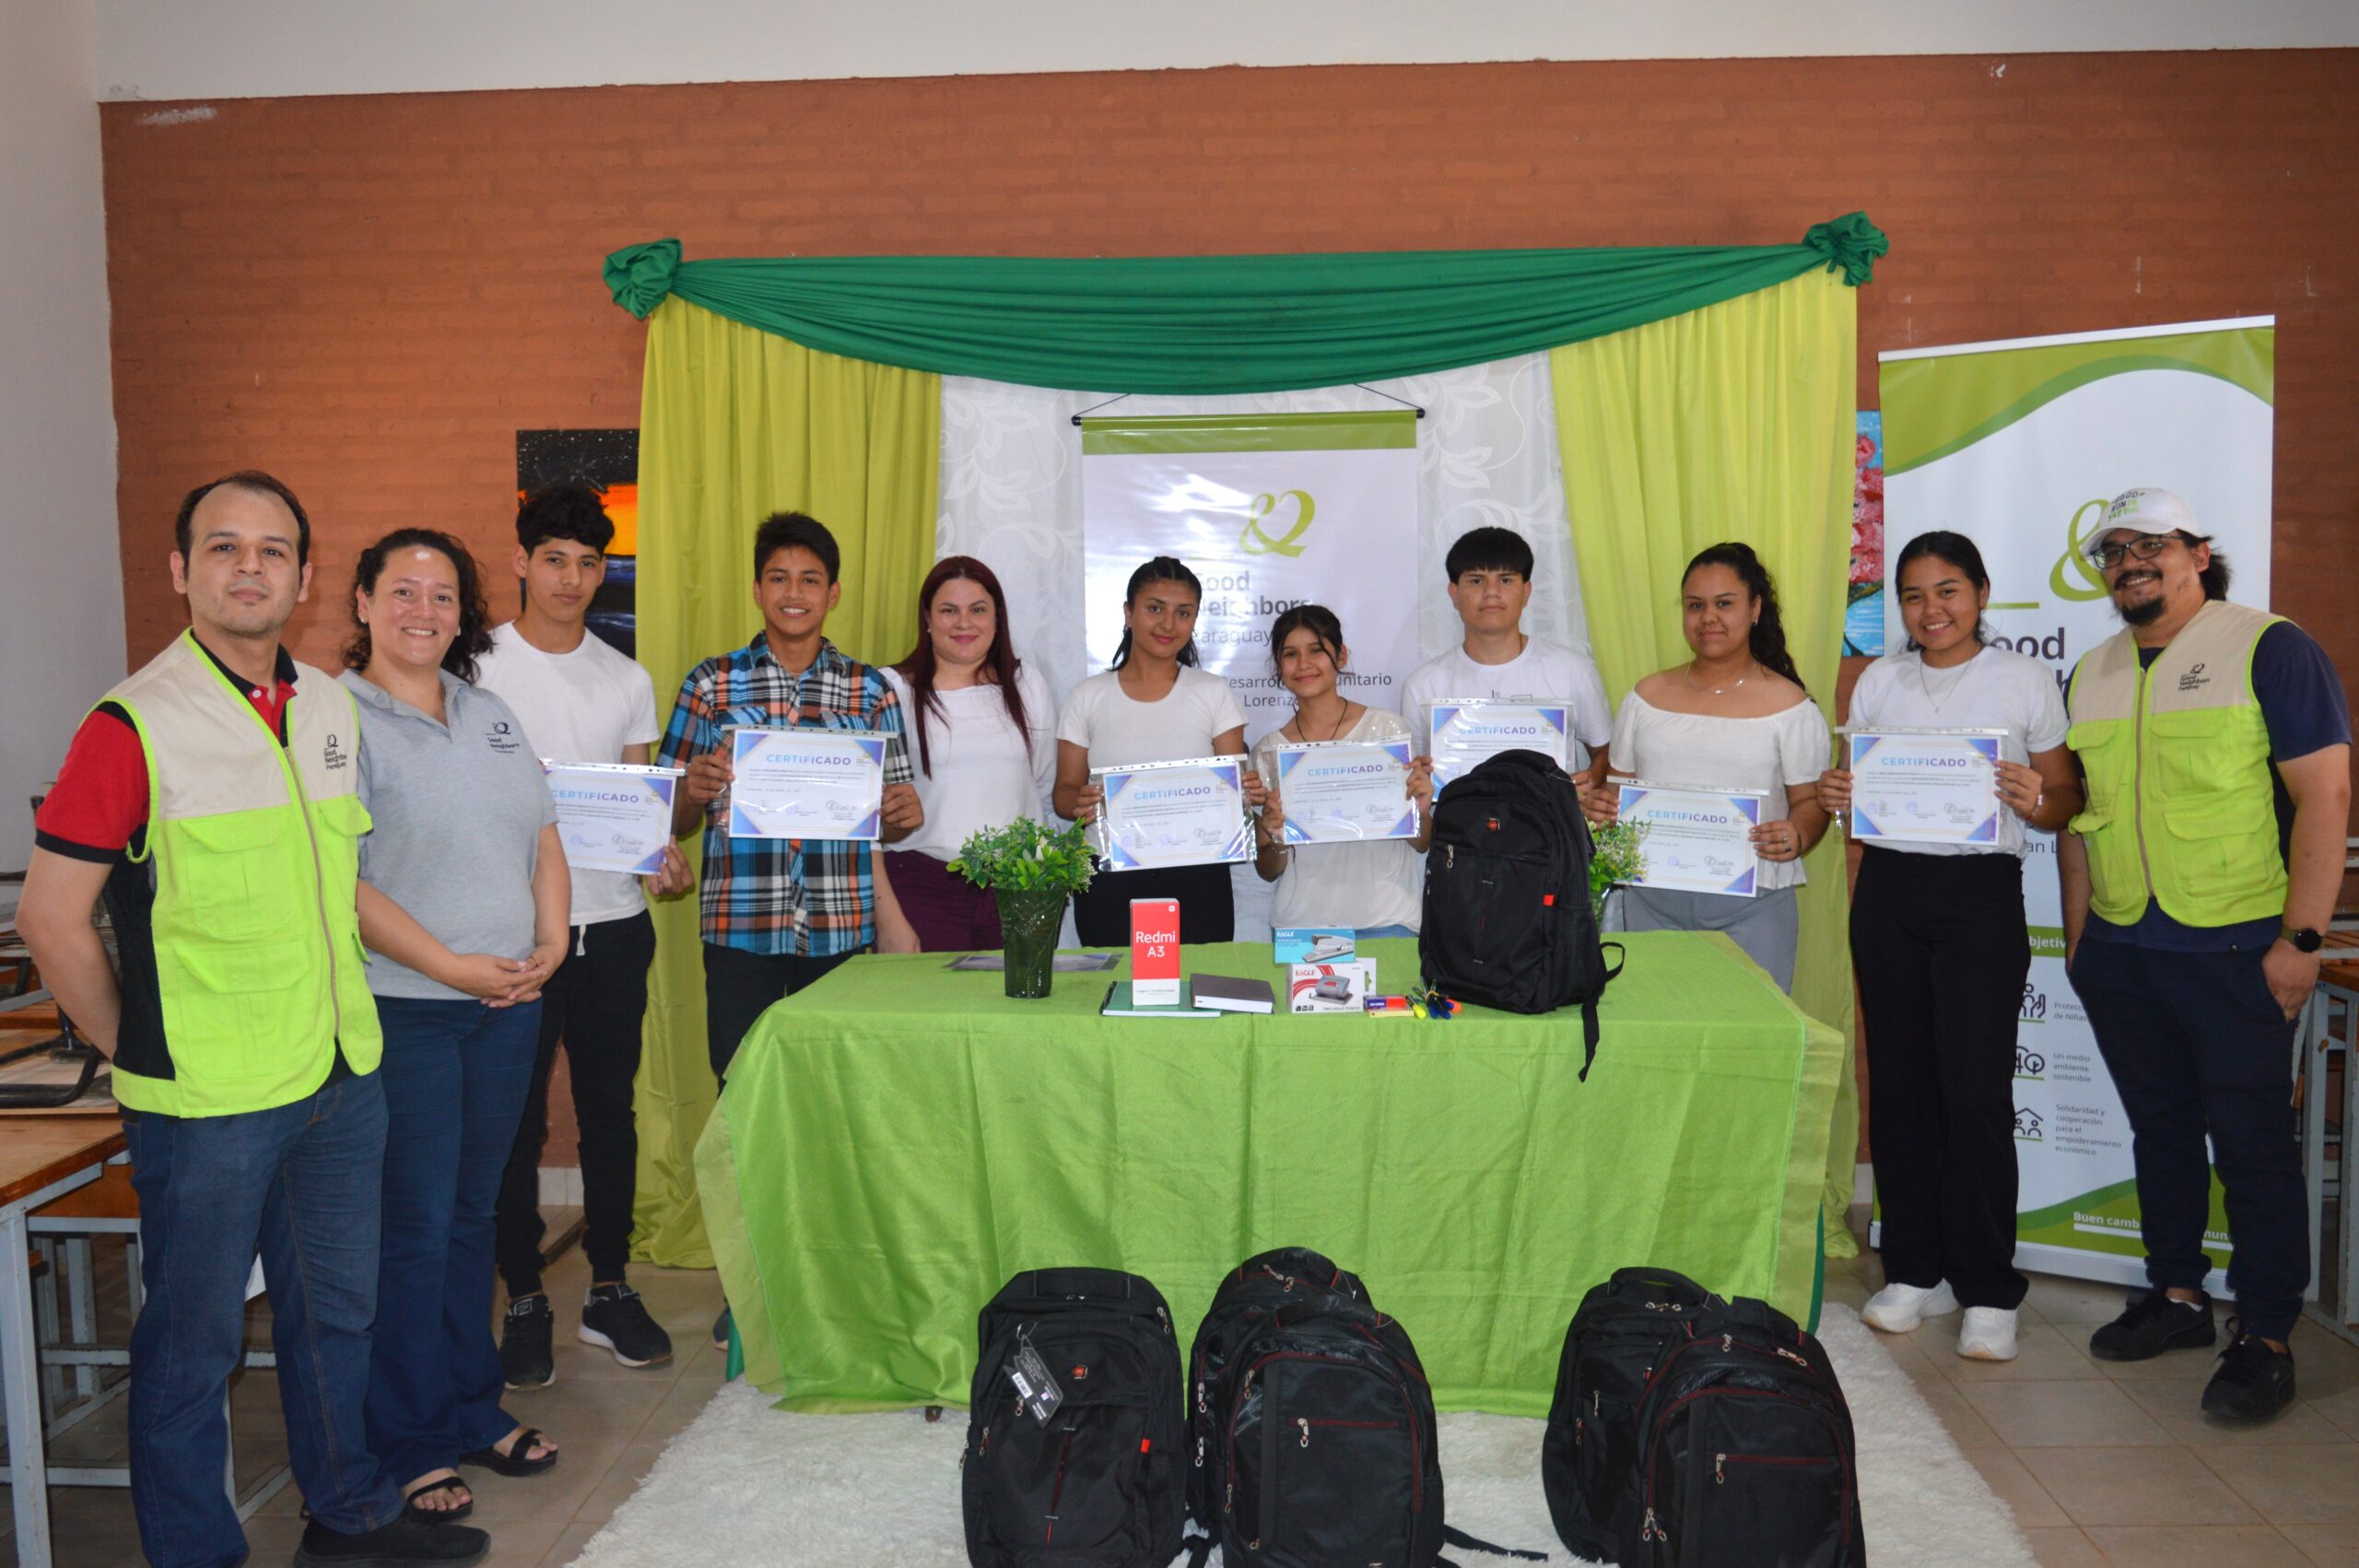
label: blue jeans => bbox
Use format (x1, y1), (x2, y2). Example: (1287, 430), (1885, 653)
(367, 996), (540, 1484)
(124, 1073), (404, 1568)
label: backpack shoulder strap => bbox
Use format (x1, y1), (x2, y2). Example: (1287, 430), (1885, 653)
(1440, 1524), (1548, 1561)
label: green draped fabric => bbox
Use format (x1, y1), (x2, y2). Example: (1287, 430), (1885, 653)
(604, 215), (1886, 394)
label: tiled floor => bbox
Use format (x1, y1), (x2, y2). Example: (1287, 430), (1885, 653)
(9, 1216), (2359, 1565)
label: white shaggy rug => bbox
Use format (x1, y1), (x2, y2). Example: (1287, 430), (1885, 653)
(571, 1304), (2030, 1566)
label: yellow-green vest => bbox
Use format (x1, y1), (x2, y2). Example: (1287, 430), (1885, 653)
(2065, 601), (2287, 928)
(107, 631), (381, 1117)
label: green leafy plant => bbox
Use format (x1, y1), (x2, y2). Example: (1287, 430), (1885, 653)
(948, 816), (1098, 895)
(1589, 819), (1649, 913)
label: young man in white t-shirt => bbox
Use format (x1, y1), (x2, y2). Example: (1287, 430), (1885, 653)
(1400, 526), (1614, 780)
(477, 483), (692, 1388)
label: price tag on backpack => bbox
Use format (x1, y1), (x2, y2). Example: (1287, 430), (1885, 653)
(1006, 1341), (1063, 1424)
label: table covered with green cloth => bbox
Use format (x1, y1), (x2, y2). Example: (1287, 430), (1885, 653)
(695, 932), (1842, 1416)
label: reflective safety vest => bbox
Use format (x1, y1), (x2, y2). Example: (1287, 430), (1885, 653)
(2065, 601), (2286, 929)
(105, 631), (381, 1117)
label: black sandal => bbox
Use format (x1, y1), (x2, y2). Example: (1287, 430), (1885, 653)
(403, 1475), (475, 1520)
(459, 1426), (558, 1477)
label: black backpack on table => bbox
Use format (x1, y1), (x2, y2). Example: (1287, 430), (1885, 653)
(1419, 747), (1621, 1077)
(962, 1268), (1185, 1568)
(1617, 1294), (1863, 1568)
(1541, 1266), (1725, 1562)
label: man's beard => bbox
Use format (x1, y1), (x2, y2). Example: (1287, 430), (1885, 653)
(2120, 595), (2164, 626)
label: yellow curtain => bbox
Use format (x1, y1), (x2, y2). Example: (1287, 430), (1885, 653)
(1549, 269), (1861, 1255)
(630, 298), (941, 1266)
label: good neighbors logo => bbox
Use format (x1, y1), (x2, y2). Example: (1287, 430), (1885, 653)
(2047, 497), (2114, 603)
(1240, 490), (1316, 556)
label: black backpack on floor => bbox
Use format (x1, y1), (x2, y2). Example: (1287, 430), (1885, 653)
(1541, 1267), (1725, 1562)
(1419, 747), (1621, 1077)
(1618, 1296), (1864, 1568)
(963, 1268), (1186, 1568)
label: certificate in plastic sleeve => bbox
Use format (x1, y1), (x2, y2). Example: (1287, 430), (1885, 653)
(543, 761), (683, 875)
(1272, 740), (1417, 846)
(1847, 727), (2005, 847)
(1092, 757), (1250, 871)
(1428, 699), (1569, 789)
(727, 728), (886, 841)
(1615, 780), (1766, 898)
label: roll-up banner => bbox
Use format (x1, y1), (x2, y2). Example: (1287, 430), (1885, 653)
(1080, 412), (1421, 742)
(1880, 316), (2275, 1291)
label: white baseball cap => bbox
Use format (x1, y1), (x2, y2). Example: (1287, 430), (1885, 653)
(2102, 487), (2201, 539)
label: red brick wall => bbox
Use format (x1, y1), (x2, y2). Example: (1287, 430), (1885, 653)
(98, 52), (2359, 1165)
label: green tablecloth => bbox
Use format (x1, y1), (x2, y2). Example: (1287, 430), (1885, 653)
(696, 933), (1841, 1416)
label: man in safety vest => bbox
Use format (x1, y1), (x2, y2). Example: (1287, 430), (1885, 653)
(18, 474), (490, 1566)
(2060, 486), (2351, 1425)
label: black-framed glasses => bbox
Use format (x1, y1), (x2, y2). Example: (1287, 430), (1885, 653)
(2085, 534), (2178, 571)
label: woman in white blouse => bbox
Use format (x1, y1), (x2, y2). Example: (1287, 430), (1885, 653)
(882, 556), (1055, 951)
(1585, 542), (1830, 991)
(1250, 604), (1434, 938)
(1054, 556), (1263, 946)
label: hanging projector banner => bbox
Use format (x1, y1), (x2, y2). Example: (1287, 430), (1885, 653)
(1881, 316), (2275, 1293)
(1081, 412), (1421, 743)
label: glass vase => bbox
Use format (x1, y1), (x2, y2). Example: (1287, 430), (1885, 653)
(994, 887), (1067, 1000)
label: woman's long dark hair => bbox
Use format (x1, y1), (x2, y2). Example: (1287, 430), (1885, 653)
(891, 556), (1030, 778)
(344, 527), (493, 684)
(1109, 556), (1203, 670)
(1683, 542), (1803, 691)
(1893, 530), (1991, 651)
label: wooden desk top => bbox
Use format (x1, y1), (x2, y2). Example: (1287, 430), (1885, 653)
(0, 1116), (125, 1209)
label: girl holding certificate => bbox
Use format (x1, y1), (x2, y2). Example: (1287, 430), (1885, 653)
(1250, 605), (1435, 937)
(339, 530), (568, 1515)
(1584, 542), (1829, 991)
(1816, 531), (2080, 1363)
(883, 556), (1056, 950)
(1055, 556), (1264, 944)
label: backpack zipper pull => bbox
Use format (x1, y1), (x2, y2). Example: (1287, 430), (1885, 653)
(1715, 1451), (1727, 1485)
(1642, 1507), (1663, 1543)
(1297, 1418), (1310, 1447)
(1722, 1333), (1733, 1352)
(1156, 1305), (1171, 1333)
(1196, 1379), (1207, 1415)
(1592, 1389), (1600, 1417)
(1574, 1415), (1583, 1446)
(1194, 1435), (1204, 1469)
(1778, 1346), (1808, 1367)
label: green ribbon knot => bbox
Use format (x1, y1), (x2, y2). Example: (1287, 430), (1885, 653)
(605, 239), (684, 319)
(1802, 213), (1891, 287)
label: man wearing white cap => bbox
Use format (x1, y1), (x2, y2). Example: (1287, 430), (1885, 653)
(2060, 486), (2350, 1423)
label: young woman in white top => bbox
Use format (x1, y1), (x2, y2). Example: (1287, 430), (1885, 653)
(1817, 532), (2081, 1363)
(882, 556), (1055, 951)
(1584, 542), (1830, 992)
(1250, 605), (1435, 938)
(1054, 556), (1263, 945)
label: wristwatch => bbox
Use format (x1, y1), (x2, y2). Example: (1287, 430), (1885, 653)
(2281, 926), (2325, 954)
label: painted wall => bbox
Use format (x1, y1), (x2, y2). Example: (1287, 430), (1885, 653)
(93, 0), (2359, 101)
(3, 0), (123, 872)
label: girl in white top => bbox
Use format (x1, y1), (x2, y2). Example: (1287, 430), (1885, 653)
(1816, 532), (2080, 1363)
(1585, 542), (1830, 992)
(1054, 556), (1264, 945)
(881, 556), (1056, 951)
(1250, 605), (1435, 937)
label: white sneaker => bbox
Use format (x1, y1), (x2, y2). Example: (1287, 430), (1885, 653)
(1860, 1279), (1959, 1333)
(1957, 1307), (2020, 1362)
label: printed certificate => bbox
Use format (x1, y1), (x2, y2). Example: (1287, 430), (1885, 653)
(1428, 699), (1569, 789)
(1848, 728), (2005, 847)
(727, 728), (886, 841)
(1615, 780), (1766, 898)
(543, 761), (682, 875)
(1092, 757), (1251, 871)
(1271, 740), (1418, 846)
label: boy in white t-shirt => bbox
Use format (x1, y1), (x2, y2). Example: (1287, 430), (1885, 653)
(1400, 526), (1614, 780)
(476, 483), (691, 1389)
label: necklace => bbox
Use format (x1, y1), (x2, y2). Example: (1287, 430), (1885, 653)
(1295, 699), (1355, 742)
(1913, 653), (1976, 714)
(1684, 661), (1756, 696)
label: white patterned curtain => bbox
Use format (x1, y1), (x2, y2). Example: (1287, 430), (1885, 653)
(936, 356), (1590, 942)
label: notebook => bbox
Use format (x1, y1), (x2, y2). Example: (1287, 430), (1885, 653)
(1098, 980), (1219, 1019)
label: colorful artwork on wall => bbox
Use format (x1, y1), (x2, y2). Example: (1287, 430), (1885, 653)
(516, 428), (639, 657)
(1843, 411), (1884, 657)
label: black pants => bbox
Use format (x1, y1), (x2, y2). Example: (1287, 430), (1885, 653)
(1853, 847), (2031, 1310)
(496, 911), (656, 1296)
(702, 941), (863, 1082)
(1070, 862), (1237, 947)
(2071, 936), (2307, 1342)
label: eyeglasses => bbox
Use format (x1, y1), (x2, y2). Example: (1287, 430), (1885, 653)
(2084, 534), (2179, 571)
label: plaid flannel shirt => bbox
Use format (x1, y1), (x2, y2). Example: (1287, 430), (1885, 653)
(657, 635), (911, 955)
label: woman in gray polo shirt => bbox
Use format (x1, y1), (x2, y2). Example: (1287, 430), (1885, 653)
(343, 528), (569, 1523)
